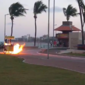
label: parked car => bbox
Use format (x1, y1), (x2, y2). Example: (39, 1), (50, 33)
(77, 44), (85, 50)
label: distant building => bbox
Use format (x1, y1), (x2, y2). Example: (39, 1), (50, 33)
(40, 35), (48, 40)
(14, 34), (35, 42)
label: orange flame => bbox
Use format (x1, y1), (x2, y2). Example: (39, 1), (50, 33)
(4, 43), (25, 54)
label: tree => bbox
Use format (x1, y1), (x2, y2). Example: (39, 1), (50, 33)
(33, 1), (47, 46)
(63, 4), (77, 21)
(82, 3), (85, 26)
(76, 0), (85, 45)
(9, 2), (27, 36)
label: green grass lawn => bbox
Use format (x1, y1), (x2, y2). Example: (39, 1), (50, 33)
(0, 54), (85, 85)
(63, 53), (85, 57)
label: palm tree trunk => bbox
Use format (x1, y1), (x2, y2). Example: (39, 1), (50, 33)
(66, 16), (69, 22)
(79, 7), (84, 45)
(34, 15), (37, 46)
(11, 19), (13, 36)
(83, 12), (85, 27)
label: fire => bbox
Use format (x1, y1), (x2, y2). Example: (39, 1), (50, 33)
(4, 43), (25, 54)
(11, 43), (25, 54)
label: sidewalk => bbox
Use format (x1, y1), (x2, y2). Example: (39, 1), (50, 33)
(39, 48), (85, 55)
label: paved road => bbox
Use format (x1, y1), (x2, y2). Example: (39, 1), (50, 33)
(16, 49), (85, 74)
(1, 49), (85, 74)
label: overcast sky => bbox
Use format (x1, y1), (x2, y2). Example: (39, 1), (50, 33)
(0, 0), (85, 41)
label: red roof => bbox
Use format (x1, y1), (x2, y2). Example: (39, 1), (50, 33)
(55, 25), (81, 31)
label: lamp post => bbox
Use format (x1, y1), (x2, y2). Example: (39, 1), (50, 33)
(53, 0), (55, 38)
(4, 14), (9, 42)
(47, 0), (50, 59)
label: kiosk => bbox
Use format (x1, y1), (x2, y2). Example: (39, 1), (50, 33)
(54, 21), (80, 47)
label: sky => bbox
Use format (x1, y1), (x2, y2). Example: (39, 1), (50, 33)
(0, 0), (85, 41)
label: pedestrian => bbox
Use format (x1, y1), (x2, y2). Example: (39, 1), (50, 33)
(53, 41), (57, 47)
(50, 41), (53, 46)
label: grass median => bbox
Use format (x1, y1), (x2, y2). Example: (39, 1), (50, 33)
(63, 53), (85, 57)
(0, 54), (85, 85)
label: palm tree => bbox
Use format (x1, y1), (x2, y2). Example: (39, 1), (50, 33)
(82, 2), (85, 26)
(77, 0), (85, 45)
(83, 5), (85, 25)
(9, 2), (27, 36)
(63, 4), (77, 21)
(33, 1), (47, 46)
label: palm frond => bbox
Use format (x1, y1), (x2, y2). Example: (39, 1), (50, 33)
(83, 4), (85, 11)
(9, 2), (27, 17)
(66, 5), (77, 16)
(63, 8), (67, 16)
(63, 4), (77, 21)
(38, 4), (47, 13)
(76, 0), (84, 8)
(71, 8), (77, 16)
(33, 1), (47, 14)
(33, 1), (42, 14)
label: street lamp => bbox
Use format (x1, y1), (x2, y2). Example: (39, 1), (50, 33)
(53, 0), (55, 38)
(47, 0), (50, 59)
(4, 14), (9, 42)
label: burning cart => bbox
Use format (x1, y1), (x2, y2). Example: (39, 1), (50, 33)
(3, 36), (25, 54)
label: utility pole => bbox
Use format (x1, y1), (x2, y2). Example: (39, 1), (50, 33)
(4, 14), (9, 42)
(53, 0), (55, 38)
(47, 0), (50, 59)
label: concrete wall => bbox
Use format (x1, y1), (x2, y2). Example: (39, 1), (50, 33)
(78, 40), (85, 44)
(69, 32), (79, 49)
(69, 32), (85, 49)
